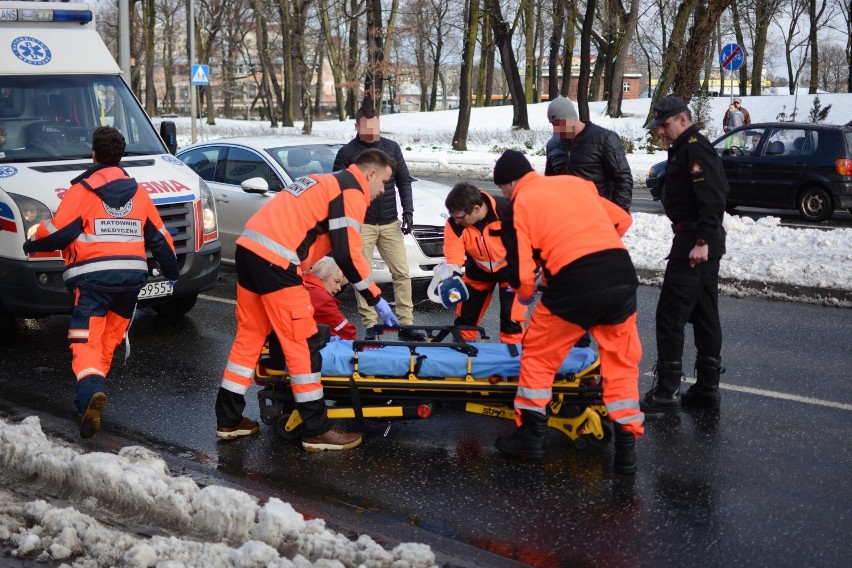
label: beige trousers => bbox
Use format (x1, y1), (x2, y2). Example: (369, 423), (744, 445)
(357, 220), (414, 327)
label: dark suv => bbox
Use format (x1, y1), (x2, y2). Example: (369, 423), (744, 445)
(646, 122), (852, 221)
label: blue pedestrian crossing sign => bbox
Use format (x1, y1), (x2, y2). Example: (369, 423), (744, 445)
(190, 64), (209, 85)
(719, 43), (744, 72)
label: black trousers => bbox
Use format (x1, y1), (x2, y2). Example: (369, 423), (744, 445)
(656, 257), (722, 362)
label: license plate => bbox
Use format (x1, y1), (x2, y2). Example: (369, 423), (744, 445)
(138, 280), (174, 299)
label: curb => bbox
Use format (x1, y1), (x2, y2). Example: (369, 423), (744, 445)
(636, 269), (852, 307)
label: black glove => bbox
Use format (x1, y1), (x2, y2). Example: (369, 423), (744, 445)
(401, 211), (414, 235)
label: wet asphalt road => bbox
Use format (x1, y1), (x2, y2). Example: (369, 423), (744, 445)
(0, 272), (850, 567)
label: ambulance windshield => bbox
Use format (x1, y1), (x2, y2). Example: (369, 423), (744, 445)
(0, 74), (166, 163)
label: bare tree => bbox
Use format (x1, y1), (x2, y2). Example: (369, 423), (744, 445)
(488, 1), (529, 128)
(363, 0), (385, 107)
(605, 0), (641, 117)
(577, 0), (598, 119)
(775, 0), (811, 95)
(453, 0), (480, 150)
(806, 0), (829, 93)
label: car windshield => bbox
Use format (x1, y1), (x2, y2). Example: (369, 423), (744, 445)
(0, 74), (165, 163)
(266, 143), (341, 179)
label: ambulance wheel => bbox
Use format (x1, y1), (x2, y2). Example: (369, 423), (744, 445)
(274, 414), (303, 441)
(151, 293), (198, 317)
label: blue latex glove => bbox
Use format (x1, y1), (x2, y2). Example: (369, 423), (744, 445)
(374, 297), (400, 328)
(506, 286), (535, 306)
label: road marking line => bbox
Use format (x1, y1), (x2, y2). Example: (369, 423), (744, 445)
(200, 294), (236, 305)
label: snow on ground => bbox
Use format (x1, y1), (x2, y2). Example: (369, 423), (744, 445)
(2, 94), (849, 567)
(0, 416), (436, 567)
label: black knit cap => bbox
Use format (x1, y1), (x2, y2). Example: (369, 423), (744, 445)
(493, 149), (534, 185)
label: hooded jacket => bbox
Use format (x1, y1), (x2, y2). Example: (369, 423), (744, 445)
(443, 192), (513, 283)
(332, 136), (413, 225)
(23, 164), (178, 291)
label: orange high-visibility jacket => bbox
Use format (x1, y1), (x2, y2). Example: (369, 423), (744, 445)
(505, 171), (633, 300)
(444, 191), (513, 283)
(23, 164), (178, 291)
(236, 165), (383, 305)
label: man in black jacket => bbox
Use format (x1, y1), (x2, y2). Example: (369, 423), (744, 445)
(545, 97), (633, 212)
(333, 105), (426, 341)
(641, 96), (729, 415)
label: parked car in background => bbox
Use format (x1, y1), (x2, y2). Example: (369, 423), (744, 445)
(646, 122), (852, 222)
(176, 136), (447, 282)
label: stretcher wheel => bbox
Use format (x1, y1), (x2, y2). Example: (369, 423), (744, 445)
(572, 424), (612, 449)
(274, 414), (303, 441)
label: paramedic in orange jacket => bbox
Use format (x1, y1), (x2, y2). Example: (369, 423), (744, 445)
(492, 150), (643, 474)
(443, 182), (526, 343)
(215, 148), (400, 451)
(23, 126), (179, 439)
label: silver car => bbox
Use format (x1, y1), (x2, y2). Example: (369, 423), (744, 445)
(176, 135), (447, 282)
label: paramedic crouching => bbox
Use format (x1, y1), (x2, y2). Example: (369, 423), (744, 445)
(492, 150), (643, 474)
(214, 148), (400, 451)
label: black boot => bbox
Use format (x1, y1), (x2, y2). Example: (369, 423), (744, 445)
(682, 356), (723, 410)
(613, 424), (637, 475)
(640, 360), (683, 414)
(495, 410), (548, 459)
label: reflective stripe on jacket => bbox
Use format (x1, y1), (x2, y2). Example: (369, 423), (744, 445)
(443, 192), (512, 283)
(236, 165), (382, 306)
(23, 164), (178, 291)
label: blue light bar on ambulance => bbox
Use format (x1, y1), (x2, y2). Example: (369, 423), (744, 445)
(17, 8), (93, 24)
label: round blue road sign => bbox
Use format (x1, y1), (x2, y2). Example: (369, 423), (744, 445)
(720, 43), (744, 72)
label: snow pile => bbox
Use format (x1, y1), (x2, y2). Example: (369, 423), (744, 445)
(0, 416), (436, 568)
(623, 212), (852, 292)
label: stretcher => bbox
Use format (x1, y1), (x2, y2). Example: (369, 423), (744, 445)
(255, 326), (611, 448)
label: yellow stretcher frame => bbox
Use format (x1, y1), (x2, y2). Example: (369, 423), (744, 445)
(254, 331), (610, 447)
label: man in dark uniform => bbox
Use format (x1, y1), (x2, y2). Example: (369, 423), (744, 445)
(641, 96), (729, 414)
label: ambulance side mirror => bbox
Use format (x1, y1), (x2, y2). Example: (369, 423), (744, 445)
(160, 121), (177, 155)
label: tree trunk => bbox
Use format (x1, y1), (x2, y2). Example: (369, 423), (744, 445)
(646, 0), (697, 126)
(453, 0), (480, 150)
(363, 0), (385, 109)
(381, 0), (400, 110)
(577, 0), (596, 119)
(524, 0), (536, 101)
(319, 0), (346, 120)
(606, 0), (640, 117)
(476, 5), (492, 107)
(807, 0), (828, 94)
(561, 1), (575, 97)
(730, 1), (747, 95)
(429, 12), (445, 112)
(750, 1), (782, 96)
(548, 0), (565, 100)
(345, 0), (361, 118)
(250, 1), (277, 126)
(142, 0), (156, 114)
(488, 2), (529, 128)
(671, 0), (733, 101)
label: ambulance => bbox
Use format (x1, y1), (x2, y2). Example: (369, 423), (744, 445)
(0, 1), (220, 340)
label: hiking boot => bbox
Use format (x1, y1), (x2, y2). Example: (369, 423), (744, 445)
(216, 416), (260, 440)
(640, 360), (683, 415)
(302, 428), (362, 451)
(79, 392), (108, 439)
(682, 356), (723, 410)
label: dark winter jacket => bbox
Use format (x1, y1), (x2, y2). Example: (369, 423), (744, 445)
(545, 121), (633, 211)
(333, 136), (414, 225)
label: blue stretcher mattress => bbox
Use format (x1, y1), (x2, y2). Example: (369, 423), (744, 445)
(319, 338), (598, 379)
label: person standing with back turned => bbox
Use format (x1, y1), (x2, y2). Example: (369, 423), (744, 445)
(23, 126), (179, 439)
(492, 150), (643, 474)
(641, 96), (729, 415)
(333, 105), (426, 341)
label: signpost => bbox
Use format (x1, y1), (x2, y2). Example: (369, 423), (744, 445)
(719, 43), (745, 102)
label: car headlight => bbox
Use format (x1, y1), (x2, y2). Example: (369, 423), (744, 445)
(8, 193), (52, 240)
(198, 179), (218, 234)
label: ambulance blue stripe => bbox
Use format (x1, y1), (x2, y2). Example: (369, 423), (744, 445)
(0, 202), (14, 218)
(151, 195), (194, 205)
